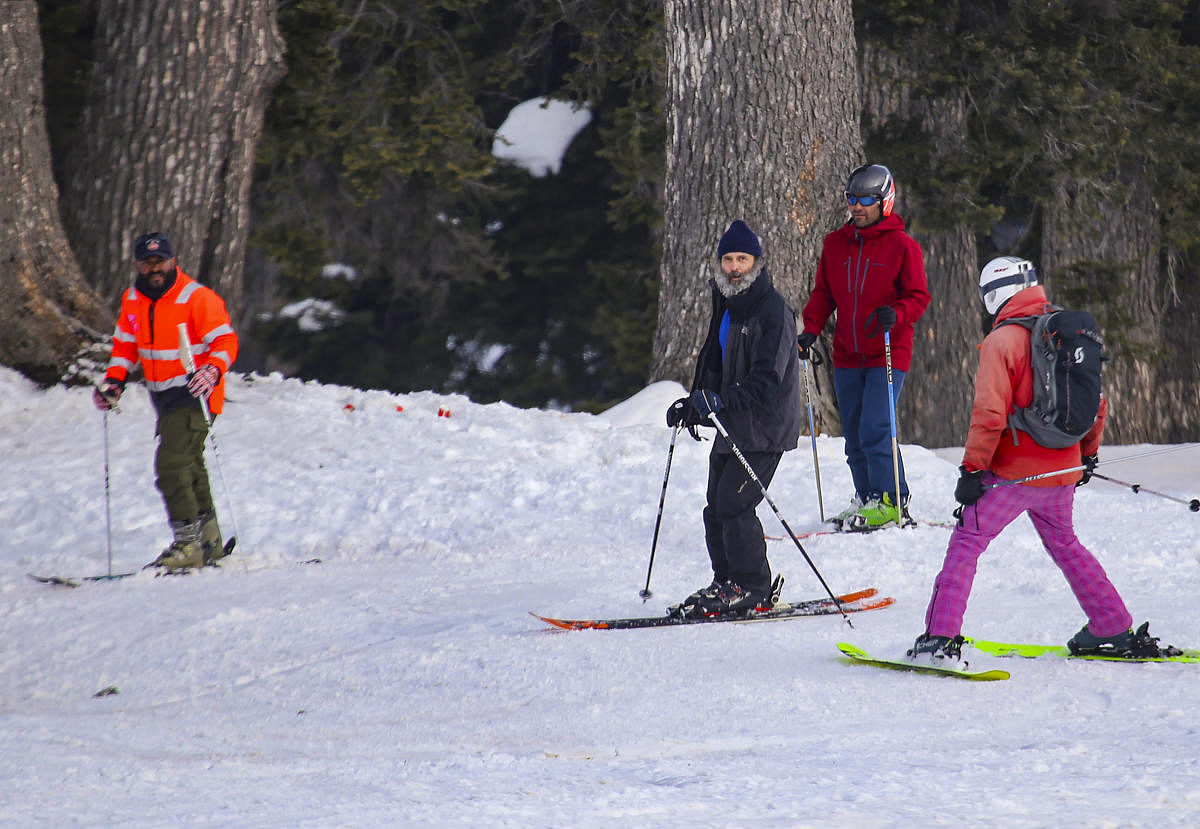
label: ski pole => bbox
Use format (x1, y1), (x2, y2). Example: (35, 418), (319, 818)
(990, 445), (1199, 487)
(177, 324), (241, 549)
(800, 356), (825, 522)
(639, 425), (680, 601)
(103, 410), (114, 578)
(1092, 472), (1200, 512)
(883, 330), (903, 519)
(703, 408), (852, 627)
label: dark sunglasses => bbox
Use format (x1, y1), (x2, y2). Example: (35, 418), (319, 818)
(845, 194), (879, 207)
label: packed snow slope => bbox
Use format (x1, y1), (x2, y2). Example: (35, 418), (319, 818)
(2, 367), (1199, 828)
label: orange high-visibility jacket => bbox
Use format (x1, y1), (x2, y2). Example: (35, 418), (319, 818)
(105, 270), (238, 414)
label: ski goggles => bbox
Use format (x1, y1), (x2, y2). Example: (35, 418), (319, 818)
(979, 265), (1038, 302)
(845, 193), (880, 207)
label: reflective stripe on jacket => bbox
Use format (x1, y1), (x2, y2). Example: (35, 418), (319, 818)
(106, 270), (238, 414)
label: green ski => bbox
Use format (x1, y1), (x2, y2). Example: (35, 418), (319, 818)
(965, 636), (1200, 664)
(837, 642), (1010, 681)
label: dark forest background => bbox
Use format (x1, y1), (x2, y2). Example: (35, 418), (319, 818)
(18, 0), (1200, 444)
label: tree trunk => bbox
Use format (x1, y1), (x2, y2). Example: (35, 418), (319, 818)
(859, 43), (980, 449)
(1042, 173), (1200, 443)
(61, 0), (287, 310)
(0, 0), (111, 385)
(651, 0), (862, 433)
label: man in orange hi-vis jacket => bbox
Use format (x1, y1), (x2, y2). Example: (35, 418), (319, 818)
(93, 232), (238, 571)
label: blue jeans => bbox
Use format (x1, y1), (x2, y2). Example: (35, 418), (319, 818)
(833, 366), (908, 504)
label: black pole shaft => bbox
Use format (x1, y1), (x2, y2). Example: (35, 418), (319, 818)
(1092, 472), (1200, 512)
(640, 426), (680, 600)
(705, 410), (852, 627)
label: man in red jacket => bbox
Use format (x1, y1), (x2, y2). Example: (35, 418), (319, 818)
(799, 164), (930, 529)
(909, 256), (1164, 660)
(93, 232), (238, 571)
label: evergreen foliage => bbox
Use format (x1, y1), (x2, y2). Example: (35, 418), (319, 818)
(856, 0), (1200, 262)
(35, 0), (1198, 416)
(247, 0), (663, 411)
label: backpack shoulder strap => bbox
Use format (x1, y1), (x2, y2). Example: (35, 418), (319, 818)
(994, 315), (1038, 332)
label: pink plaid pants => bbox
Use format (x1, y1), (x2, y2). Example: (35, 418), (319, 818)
(923, 474), (1132, 639)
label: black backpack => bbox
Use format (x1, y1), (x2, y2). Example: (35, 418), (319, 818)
(998, 307), (1104, 449)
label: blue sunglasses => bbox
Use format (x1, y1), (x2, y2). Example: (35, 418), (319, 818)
(845, 193), (879, 207)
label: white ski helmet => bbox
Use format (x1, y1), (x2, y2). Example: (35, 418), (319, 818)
(978, 256), (1038, 315)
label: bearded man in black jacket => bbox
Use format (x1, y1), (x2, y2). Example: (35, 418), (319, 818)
(665, 220), (803, 617)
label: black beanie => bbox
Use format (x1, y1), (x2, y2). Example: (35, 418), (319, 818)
(717, 220), (763, 258)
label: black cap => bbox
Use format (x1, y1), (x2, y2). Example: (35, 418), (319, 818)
(134, 232), (174, 261)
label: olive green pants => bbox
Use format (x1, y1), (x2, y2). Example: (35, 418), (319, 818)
(155, 406), (214, 522)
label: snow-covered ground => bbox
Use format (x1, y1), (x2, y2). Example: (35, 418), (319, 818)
(2, 367), (1198, 827)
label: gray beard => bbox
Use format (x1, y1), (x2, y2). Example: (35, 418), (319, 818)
(713, 258), (763, 297)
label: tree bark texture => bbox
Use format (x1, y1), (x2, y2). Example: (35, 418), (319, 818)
(0, 0), (111, 385)
(62, 0), (287, 310)
(859, 43), (980, 449)
(652, 0), (862, 434)
(1043, 175), (1200, 443)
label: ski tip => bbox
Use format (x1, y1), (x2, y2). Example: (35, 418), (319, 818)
(529, 611), (575, 630)
(27, 573), (80, 588)
(529, 612), (607, 631)
(837, 642), (1011, 681)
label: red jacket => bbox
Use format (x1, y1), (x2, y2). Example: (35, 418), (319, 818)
(962, 285), (1105, 486)
(802, 214), (930, 371)
(106, 269), (238, 414)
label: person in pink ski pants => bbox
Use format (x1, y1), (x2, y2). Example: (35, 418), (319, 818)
(909, 256), (1138, 659)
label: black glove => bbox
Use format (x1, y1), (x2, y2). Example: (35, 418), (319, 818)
(866, 305), (897, 334)
(666, 397), (689, 428)
(797, 331), (817, 360)
(954, 466), (986, 506)
(1077, 454), (1098, 487)
(690, 389), (722, 419)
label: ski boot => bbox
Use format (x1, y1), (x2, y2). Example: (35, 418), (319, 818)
(907, 633), (964, 661)
(668, 577), (724, 618)
(828, 497), (864, 529)
(145, 518), (205, 572)
(1068, 621), (1181, 658)
(693, 579), (772, 617)
(839, 493), (914, 532)
(198, 510), (227, 565)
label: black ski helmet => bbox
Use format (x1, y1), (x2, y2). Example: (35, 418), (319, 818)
(845, 164), (896, 217)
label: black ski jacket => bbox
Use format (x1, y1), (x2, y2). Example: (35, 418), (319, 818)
(690, 267), (803, 454)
